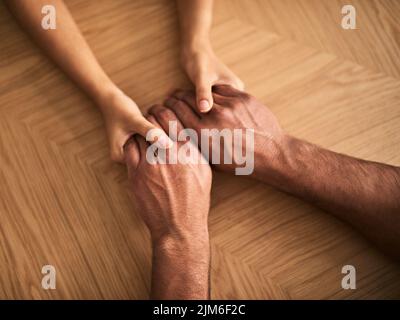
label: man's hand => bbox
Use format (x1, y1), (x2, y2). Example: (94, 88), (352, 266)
(124, 108), (212, 299)
(165, 85), (400, 259)
(163, 85), (283, 176)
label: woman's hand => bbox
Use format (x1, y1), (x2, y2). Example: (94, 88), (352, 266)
(98, 88), (172, 163)
(182, 42), (244, 113)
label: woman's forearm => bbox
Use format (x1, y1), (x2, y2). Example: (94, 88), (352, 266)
(6, 0), (169, 163)
(5, 0), (118, 105)
(176, 0), (243, 112)
(176, 0), (213, 50)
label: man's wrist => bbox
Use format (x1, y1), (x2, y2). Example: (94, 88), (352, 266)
(253, 133), (297, 187)
(152, 230), (210, 260)
(151, 229), (210, 299)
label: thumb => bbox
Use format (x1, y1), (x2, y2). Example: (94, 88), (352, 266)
(196, 79), (213, 113)
(110, 129), (128, 163)
(124, 136), (140, 174)
(234, 78), (245, 91)
(134, 117), (172, 149)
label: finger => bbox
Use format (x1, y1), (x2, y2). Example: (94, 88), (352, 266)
(173, 90), (204, 119)
(124, 135), (141, 173)
(196, 81), (213, 113)
(174, 89), (226, 115)
(134, 135), (149, 163)
(148, 104), (185, 141)
(212, 92), (234, 107)
(164, 87), (190, 100)
(164, 97), (200, 129)
(165, 87), (178, 98)
(172, 90), (203, 118)
(134, 116), (172, 149)
(215, 74), (245, 91)
(146, 113), (179, 164)
(144, 114), (174, 150)
(145, 113), (162, 129)
(212, 84), (245, 97)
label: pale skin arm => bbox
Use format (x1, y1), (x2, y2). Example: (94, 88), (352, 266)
(176, 0), (213, 47)
(176, 0), (244, 112)
(5, 0), (170, 162)
(5, 0), (113, 103)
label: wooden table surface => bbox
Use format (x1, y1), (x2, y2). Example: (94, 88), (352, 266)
(0, 0), (399, 299)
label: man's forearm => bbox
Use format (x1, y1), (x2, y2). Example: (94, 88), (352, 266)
(256, 134), (400, 258)
(5, 0), (117, 105)
(176, 0), (213, 51)
(151, 234), (210, 300)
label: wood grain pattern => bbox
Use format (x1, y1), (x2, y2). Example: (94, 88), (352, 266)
(0, 0), (399, 299)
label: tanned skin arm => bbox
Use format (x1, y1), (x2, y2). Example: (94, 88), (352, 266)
(164, 85), (400, 260)
(151, 236), (210, 299)
(260, 135), (400, 259)
(124, 110), (212, 299)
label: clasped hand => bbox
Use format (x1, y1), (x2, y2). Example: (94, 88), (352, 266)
(125, 85), (282, 249)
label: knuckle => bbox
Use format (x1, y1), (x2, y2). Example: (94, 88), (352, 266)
(223, 109), (235, 120)
(157, 106), (170, 117)
(148, 104), (160, 112)
(155, 107), (176, 124)
(214, 106), (230, 116)
(183, 90), (196, 101)
(152, 106), (171, 119)
(175, 100), (187, 109)
(148, 104), (162, 115)
(241, 92), (253, 102)
(173, 90), (186, 100)
(230, 99), (243, 108)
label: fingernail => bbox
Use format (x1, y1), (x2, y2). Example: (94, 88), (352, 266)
(199, 99), (210, 112)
